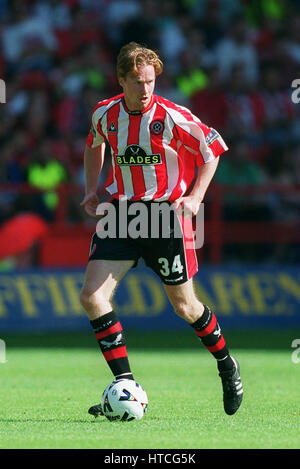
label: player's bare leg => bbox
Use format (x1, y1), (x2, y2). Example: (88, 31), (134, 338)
(164, 279), (243, 415)
(80, 259), (135, 417)
(80, 259), (134, 319)
(163, 278), (204, 323)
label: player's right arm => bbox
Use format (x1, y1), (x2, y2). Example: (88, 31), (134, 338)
(80, 103), (107, 217)
(80, 138), (106, 217)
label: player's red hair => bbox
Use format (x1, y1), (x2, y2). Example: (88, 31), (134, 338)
(117, 42), (163, 78)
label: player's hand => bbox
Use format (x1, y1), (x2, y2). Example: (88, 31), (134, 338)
(172, 196), (202, 217)
(80, 192), (100, 217)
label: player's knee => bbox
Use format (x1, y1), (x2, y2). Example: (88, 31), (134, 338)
(173, 302), (193, 321)
(79, 288), (110, 314)
(173, 301), (204, 323)
(79, 289), (96, 310)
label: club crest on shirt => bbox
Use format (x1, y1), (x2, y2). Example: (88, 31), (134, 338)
(150, 120), (164, 135)
(116, 145), (162, 166)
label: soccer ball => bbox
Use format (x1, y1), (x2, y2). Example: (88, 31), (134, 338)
(101, 379), (148, 422)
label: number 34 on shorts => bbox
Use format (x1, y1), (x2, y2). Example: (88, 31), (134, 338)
(156, 255), (187, 284)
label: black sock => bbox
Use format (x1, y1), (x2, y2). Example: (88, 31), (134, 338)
(191, 305), (234, 372)
(90, 311), (134, 380)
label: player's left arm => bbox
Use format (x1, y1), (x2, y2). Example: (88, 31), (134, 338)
(173, 157), (219, 216)
(169, 106), (228, 216)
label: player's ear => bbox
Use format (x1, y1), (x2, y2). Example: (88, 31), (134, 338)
(118, 75), (125, 89)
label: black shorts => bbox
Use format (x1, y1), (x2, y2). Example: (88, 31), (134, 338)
(88, 199), (198, 285)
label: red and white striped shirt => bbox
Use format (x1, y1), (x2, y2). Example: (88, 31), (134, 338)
(86, 93), (228, 202)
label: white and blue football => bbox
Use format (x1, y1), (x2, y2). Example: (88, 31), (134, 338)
(101, 379), (148, 422)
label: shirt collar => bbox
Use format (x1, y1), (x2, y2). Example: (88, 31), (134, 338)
(121, 94), (156, 115)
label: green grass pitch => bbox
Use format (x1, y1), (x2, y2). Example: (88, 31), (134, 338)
(0, 330), (299, 449)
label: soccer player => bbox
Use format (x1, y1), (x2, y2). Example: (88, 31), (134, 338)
(80, 42), (243, 416)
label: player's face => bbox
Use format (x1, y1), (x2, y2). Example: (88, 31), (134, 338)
(119, 64), (156, 111)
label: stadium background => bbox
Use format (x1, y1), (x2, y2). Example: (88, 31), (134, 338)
(0, 0), (299, 335)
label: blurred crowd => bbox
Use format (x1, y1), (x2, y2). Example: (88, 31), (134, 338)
(0, 0), (300, 263)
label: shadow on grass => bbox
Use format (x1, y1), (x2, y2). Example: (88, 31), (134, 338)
(2, 330), (299, 350)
